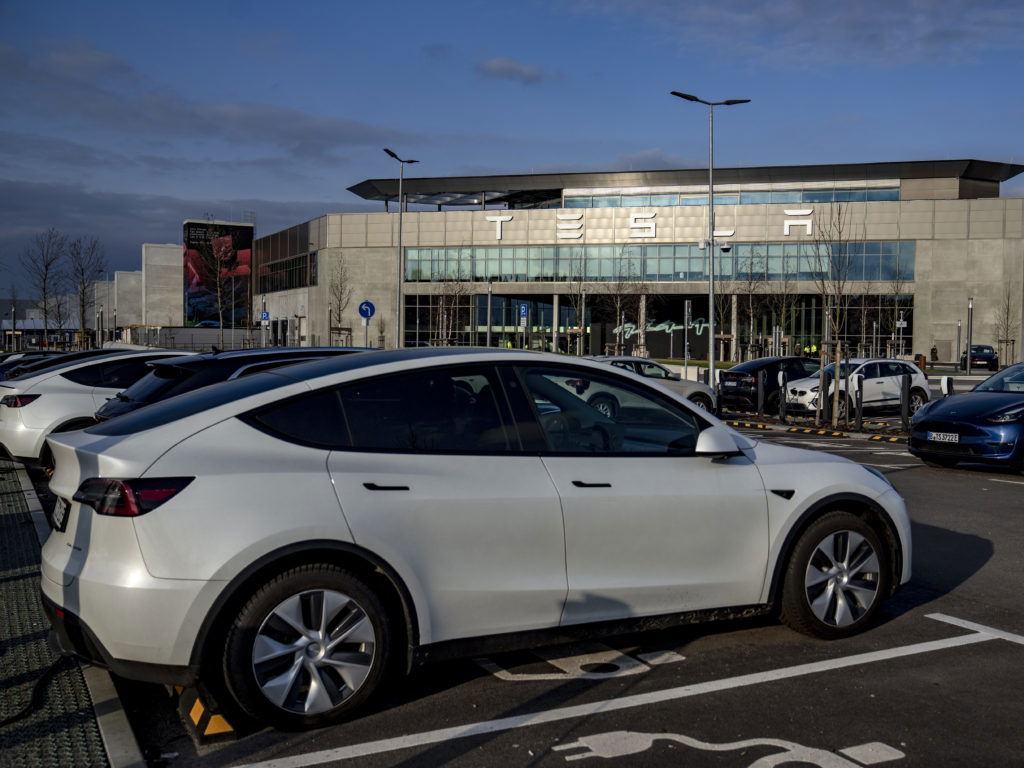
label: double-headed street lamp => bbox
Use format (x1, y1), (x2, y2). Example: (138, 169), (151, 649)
(383, 147), (419, 349)
(670, 91), (750, 387)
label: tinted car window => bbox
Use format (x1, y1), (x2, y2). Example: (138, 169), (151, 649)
(118, 366), (196, 404)
(245, 388), (348, 448)
(95, 357), (175, 389)
(60, 364), (106, 386)
(522, 367), (702, 455)
(338, 367), (510, 452)
(859, 363), (881, 380)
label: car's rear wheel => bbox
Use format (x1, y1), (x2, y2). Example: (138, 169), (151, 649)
(689, 393), (713, 412)
(588, 393), (619, 418)
(780, 511), (890, 639)
(222, 564), (392, 730)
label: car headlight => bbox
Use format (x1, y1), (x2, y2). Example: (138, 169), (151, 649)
(864, 466), (894, 488)
(987, 406), (1024, 423)
(809, 385), (819, 393)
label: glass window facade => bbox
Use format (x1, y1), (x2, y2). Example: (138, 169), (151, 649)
(561, 187), (899, 208)
(407, 242), (915, 284)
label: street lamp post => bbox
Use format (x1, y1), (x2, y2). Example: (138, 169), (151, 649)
(670, 91), (749, 387)
(383, 148), (419, 349)
(966, 297), (974, 376)
(486, 281), (493, 347)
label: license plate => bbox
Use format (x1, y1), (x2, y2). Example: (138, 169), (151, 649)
(927, 431), (959, 443)
(50, 498), (70, 532)
(722, 381), (738, 387)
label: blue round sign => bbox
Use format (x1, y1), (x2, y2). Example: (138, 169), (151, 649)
(358, 301), (376, 319)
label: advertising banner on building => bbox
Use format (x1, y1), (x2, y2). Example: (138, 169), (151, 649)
(183, 220), (253, 327)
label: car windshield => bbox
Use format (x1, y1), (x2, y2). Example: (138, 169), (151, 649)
(974, 365), (1024, 393)
(971, 346), (995, 354)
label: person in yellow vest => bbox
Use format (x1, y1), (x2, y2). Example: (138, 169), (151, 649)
(803, 344), (810, 356)
(810, 342), (818, 355)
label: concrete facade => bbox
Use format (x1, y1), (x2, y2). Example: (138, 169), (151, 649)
(255, 194), (1024, 361)
(141, 243), (184, 326)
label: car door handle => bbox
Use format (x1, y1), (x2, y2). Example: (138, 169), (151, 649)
(572, 480), (612, 488)
(363, 483), (410, 491)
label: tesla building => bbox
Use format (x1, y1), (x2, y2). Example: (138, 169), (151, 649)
(252, 159), (1023, 363)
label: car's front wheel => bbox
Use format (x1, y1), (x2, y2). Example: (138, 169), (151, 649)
(779, 511), (890, 639)
(222, 564), (392, 730)
(909, 389), (928, 414)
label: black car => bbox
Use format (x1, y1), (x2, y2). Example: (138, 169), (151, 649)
(94, 346), (375, 421)
(960, 344), (999, 371)
(719, 355), (820, 413)
(0, 351), (66, 380)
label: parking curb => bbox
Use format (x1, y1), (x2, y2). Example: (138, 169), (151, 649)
(785, 427), (850, 438)
(725, 421), (772, 430)
(17, 466), (148, 768)
(869, 435), (906, 443)
(172, 685), (238, 744)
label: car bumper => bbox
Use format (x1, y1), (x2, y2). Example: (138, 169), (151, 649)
(908, 422), (1023, 465)
(41, 593), (200, 685)
(0, 415), (44, 461)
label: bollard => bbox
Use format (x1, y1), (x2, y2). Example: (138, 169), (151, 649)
(900, 372), (911, 430)
(757, 369), (766, 415)
(819, 371), (831, 426)
(941, 375), (954, 397)
(853, 373), (864, 432)
(777, 369), (788, 424)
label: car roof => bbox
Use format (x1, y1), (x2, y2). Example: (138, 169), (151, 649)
(146, 346), (374, 372)
(4, 348), (187, 383)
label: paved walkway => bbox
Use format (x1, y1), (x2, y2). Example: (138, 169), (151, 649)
(0, 459), (109, 767)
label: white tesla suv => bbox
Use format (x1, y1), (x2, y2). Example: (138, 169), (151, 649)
(0, 348), (192, 467)
(41, 348), (911, 730)
(786, 358), (930, 416)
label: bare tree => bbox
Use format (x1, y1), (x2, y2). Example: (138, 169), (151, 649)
(734, 247), (767, 360)
(67, 236), (106, 348)
(191, 220), (240, 348)
(764, 251), (799, 355)
(562, 247), (588, 355)
(20, 228), (67, 348)
(811, 204), (859, 426)
(993, 285), (1020, 365)
(327, 254), (353, 346)
(432, 259), (473, 346)
(597, 246), (646, 355)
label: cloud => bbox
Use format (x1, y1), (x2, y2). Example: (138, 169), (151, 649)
(0, 42), (413, 162)
(474, 57), (546, 85)
(571, 0), (1024, 64)
(0, 178), (377, 291)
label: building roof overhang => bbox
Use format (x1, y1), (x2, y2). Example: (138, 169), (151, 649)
(347, 159), (1024, 207)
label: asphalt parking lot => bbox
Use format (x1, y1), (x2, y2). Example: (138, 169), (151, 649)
(42, 428), (1012, 768)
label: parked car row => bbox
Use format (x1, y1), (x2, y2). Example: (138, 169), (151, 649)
(33, 347), (912, 731)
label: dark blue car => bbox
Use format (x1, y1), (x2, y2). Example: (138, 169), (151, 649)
(909, 362), (1024, 470)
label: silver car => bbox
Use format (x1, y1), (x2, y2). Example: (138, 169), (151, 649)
(589, 355), (716, 414)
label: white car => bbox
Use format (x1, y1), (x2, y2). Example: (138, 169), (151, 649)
(41, 348), (911, 730)
(0, 348), (192, 468)
(589, 355), (716, 412)
(786, 358), (930, 416)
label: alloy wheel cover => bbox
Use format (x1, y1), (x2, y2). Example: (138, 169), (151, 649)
(803, 530), (880, 628)
(251, 588), (376, 715)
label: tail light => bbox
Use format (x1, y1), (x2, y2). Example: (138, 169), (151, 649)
(1, 394), (41, 407)
(73, 477), (194, 517)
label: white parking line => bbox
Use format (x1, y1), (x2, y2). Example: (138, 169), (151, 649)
(990, 478), (1024, 487)
(231, 617), (1014, 768)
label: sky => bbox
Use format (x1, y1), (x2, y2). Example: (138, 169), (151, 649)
(1, 0), (1023, 288)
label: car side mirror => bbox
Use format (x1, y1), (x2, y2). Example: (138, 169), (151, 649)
(941, 376), (954, 397)
(694, 426), (743, 458)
